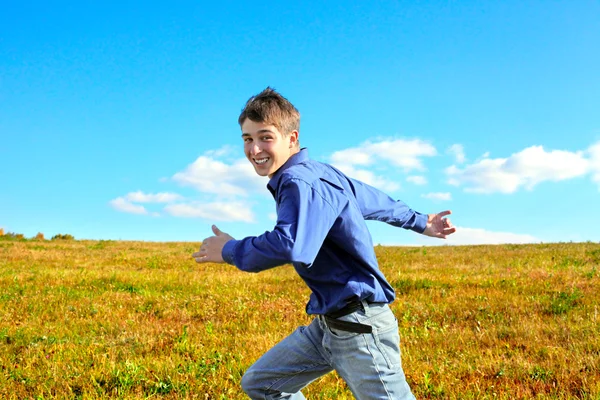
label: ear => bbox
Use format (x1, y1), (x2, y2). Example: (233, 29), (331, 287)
(288, 130), (299, 148)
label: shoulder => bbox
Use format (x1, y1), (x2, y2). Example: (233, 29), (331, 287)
(277, 161), (350, 207)
(278, 159), (317, 185)
(279, 159), (344, 188)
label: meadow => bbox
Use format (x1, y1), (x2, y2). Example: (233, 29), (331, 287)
(0, 237), (598, 399)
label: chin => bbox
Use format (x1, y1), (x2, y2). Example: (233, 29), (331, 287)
(253, 168), (270, 177)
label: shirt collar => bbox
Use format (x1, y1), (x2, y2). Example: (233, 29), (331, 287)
(267, 147), (309, 195)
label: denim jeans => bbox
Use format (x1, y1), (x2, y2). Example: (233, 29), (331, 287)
(241, 302), (416, 399)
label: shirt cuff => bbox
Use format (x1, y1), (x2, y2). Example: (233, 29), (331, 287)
(412, 212), (428, 233)
(222, 240), (238, 265)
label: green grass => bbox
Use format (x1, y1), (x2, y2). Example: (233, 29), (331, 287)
(0, 238), (599, 398)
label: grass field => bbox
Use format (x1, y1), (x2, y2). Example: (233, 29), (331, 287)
(0, 237), (599, 399)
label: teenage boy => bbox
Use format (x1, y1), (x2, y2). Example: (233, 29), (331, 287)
(193, 87), (456, 399)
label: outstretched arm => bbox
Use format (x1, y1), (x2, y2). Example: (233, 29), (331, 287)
(343, 173), (456, 239)
(422, 210), (456, 239)
(193, 179), (340, 272)
(344, 175), (427, 232)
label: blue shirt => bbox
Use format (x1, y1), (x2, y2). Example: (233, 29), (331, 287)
(222, 148), (428, 315)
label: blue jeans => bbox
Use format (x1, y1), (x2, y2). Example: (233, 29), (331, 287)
(241, 302), (416, 399)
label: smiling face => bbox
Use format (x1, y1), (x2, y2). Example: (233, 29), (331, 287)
(242, 119), (299, 178)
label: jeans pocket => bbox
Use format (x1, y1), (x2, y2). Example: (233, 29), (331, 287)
(327, 324), (361, 339)
(373, 317), (402, 369)
(325, 314), (363, 339)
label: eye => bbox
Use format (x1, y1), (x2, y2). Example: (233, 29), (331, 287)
(243, 137), (252, 143)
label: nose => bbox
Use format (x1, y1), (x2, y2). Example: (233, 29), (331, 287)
(249, 142), (262, 156)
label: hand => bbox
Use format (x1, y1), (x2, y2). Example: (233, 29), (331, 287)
(192, 225), (234, 263)
(423, 210), (456, 239)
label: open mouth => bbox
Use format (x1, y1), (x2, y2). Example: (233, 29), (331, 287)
(254, 157), (270, 165)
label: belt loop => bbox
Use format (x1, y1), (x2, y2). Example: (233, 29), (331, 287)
(360, 299), (370, 316)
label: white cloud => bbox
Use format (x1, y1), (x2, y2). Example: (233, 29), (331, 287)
(376, 226), (541, 246)
(172, 155), (266, 197)
(329, 138), (436, 192)
(442, 227), (541, 245)
(204, 145), (236, 159)
(589, 141), (600, 188)
(109, 197), (148, 215)
(407, 175), (427, 185)
(421, 192), (452, 201)
(268, 212), (277, 222)
(125, 191), (183, 203)
(409, 226), (540, 246)
(110, 191), (182, 216)
(446, 145), (590, 194)
(164, 202), (255, 223)
(331, 148), (372, 166)
(447, 144), (466, 164)
(331, 138), (437, 172)
(111, 148), (268, 222)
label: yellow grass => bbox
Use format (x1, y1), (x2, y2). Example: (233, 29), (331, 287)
(0, 238), (598, 399)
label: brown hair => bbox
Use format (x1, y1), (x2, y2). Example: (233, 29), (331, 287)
(238, 87), (300, 137)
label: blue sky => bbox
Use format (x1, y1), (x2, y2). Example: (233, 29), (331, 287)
(2, 1), (599, 245)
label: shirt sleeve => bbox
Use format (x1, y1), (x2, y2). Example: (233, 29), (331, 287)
(347, 176), (428, 233)
(221, 178), (342, 272)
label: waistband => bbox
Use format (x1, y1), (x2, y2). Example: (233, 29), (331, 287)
(322, 299), (385, 334)
(325, 299), (366, 319)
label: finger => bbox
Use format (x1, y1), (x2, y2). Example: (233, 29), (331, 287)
(194, 256), (208, 263)
(437, 210), (452, 218)
(212, 225), (223, 236)
(192, 249), (207, 258)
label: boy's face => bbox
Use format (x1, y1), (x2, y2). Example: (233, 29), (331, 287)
(241, 119), (299, 178)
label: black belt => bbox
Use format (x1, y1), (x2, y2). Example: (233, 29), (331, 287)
(323, 300), (373, 334)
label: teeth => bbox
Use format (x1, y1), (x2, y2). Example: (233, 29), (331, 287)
(255, 158), (269, 165)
